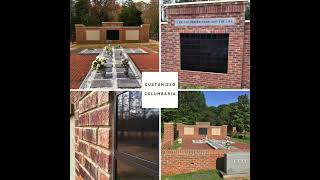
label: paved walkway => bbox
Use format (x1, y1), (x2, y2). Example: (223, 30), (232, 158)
(70, 51), (96, 89)
(70, 46), (159, 89)
(127, 47), (159, 72)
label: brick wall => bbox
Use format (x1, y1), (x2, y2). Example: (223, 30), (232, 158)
(75, 22), (150, 44)
(161, 1), (250, 88)
(71, 91), (114, 180)
(176, 123), (228, 140)
(161, 149), (226, 175)
(242, 21), (250, 88)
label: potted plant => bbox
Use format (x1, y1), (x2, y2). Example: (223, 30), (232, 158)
(92, 55), (107, 75)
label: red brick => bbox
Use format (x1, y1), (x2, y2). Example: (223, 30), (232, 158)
(84, 157), (98, 179)
(79, 92), (98, 113)
(78, 113), (89, 126)
(83, 128), (97, 144)
(97, 91), (110, 106)
(89, 105), (110, 126)
(99, 169), (110, 180)
(90, 146), (99, 164)
(75, 152), (84, 165)
(98, 128), (111, 149)
(90, 146), (112, 173)
(98, 150), (112, 172)
(75, 127), (83, 139)
(78, 164), (93, 180)
(78, 141), (90, 157)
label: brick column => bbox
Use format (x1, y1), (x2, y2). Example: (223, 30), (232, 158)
(75, 24), (85, 43)
(222, 125), (228, 137)
(163, 122), (174, 146)
(140, 24), (150, 42)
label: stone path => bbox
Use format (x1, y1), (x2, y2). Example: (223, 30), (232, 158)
(79, 47), (142, 89)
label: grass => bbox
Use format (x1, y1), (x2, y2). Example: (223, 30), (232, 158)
(231, 135), (250, 144)
(179, 83), (218, 89)
(169, 139), (182, 150)
(179, 83), (247, 89)
(162, 170), (223, 180)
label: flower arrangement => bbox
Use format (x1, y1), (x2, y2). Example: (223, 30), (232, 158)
(104, 46), (112, 52)
(91, 55), (107, 70)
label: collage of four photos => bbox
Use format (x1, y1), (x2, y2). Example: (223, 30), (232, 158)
(70, 0), (250, 179)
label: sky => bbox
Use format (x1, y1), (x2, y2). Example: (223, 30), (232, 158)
(204, 91), (250, 107)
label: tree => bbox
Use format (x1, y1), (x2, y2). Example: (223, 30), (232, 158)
(141, 0), (159, 40)
(230, 94), (250, 134)
(162, 91), (207, 125)
(217, 105), (232, 126)
(245, 3), (250, 20)
(73, 0), (91, 24)
(118, 0), (143, 26)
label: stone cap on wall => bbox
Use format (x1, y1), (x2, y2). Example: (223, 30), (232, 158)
(195, 122), (211, 125)
(102, 22), (124, 26)
(164, 122), (175, 124)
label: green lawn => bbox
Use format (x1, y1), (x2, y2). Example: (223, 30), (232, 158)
(162, 170), (223, 180)
(231, 136), (250, 144)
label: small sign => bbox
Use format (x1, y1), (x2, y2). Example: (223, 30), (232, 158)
(175, 18), (235, 26)
(142, 72), (178, 108)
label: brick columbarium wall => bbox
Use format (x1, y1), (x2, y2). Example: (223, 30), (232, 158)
(161, 0), (250, 88)
(162, 122), (175, 148)
(176, 122), (228, 140)
(161, 149), (226, 175)
(71, 91), (114, 180)
(75, 22), (150, 44)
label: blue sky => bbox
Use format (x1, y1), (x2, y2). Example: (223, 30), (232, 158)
(204, 91), (250, 107)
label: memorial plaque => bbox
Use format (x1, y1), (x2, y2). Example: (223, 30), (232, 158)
(90, 80), (113, 88)
(184, 127), (194, 135)
(94, 73), (113, 79)
(175, 18), (235, 26)
(116, 67), (133, 73)
(225, 152), (250, 175)
(211, 127), (221, 136)
(116, 72), (135, 78)
(117, 79), (140, 88)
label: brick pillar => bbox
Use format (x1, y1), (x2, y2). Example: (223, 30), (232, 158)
(163, 122), (174, 146)
(222, 125), (228, 137)
(140, 24), (150, 42)
(75, 24), (85, 43)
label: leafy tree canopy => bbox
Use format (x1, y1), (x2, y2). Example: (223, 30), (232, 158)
(118, 0), (143, 26)
(162, 93), (250, 133)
